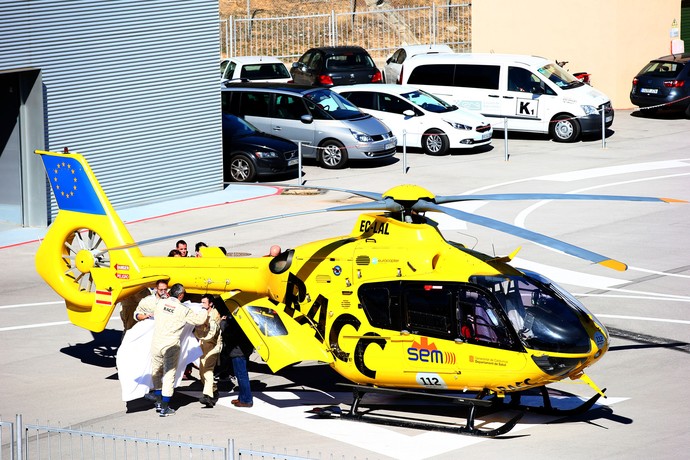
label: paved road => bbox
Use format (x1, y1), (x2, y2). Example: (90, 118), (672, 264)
(1, 110), (689, 459)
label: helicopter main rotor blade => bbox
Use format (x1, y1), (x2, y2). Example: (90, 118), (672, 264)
(434, 193), (687, 205)
(103, 199), (398, 253)
(414, 201), (627, 271)
(328, 197), (403, 213)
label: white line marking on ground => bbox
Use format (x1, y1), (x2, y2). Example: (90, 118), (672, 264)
(576, 293), (690, 303)
(0, 315), (118, 332)
(628, 266), (690, 279)
(0, 321), (71, 331)
(535, 160), (690, 182)
(0, 301), (63, 309)
(594, 314), (690, 325)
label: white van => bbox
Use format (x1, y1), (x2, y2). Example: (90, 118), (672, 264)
(399, 53), (614, 142)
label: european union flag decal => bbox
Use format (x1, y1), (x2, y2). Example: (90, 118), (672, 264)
(41, 154), (107, 215)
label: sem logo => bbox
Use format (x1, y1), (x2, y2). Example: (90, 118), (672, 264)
(407, 337), (456, 364)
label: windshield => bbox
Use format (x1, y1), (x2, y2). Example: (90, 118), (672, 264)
(639, 61), (684, 78)
(305, 88), (368, 120)
(239, 63), (290, 80)
(470, 273), (591, 353)
(401, 89), (455, 113)
(325, 52), (375, 70)
(538, 63), (584, 89)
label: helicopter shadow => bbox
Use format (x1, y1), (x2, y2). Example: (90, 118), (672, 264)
(546, 404), (633, 428)
(59, 328), (121, 368)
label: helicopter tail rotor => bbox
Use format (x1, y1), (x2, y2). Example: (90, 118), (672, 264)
(35, 150), (150, 332)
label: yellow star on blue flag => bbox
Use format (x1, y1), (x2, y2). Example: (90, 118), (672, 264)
(41, 154), (106, 215)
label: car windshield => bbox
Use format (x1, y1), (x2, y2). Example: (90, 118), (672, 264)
(325, 52), (375, 70)
(304, 89), (368, 120)
(239, 63), (290, 80)
(538, 63), (584, 89)
(222, 114), (257, 136)
(401, 89), (455, 113)
(639, 61), (684, 78)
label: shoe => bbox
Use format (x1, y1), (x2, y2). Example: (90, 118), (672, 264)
(154, 401), (162, 412)
(158, 403), (176, 417)
(199, 395), (214, 408)
(231, 399), (239, 405)
(234, 401), (253, 408)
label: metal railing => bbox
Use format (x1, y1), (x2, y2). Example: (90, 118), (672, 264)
(2, 414), (315, 460)
(220, 3), (471, 64)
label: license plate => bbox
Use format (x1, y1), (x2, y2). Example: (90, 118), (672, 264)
(288, 158), (298, 166)
(385, 142), (395, 150)
(640, 88), (658, 94)
(605, 116), (613, 123)
(481, 132), (492, 140)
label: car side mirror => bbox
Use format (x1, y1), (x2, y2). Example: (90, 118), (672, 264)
(300, 114), (314, 124)
(403, 109), (415, 117)
(291, 62), (299, 69)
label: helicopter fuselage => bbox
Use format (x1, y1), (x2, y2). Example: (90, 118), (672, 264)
(238, 212), (609, 395)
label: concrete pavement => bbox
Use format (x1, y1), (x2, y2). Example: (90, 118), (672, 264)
(1, 109), (689, 459)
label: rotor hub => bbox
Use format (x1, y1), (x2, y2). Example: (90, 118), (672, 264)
(75, 249), (95, 273)
(383, 184), (436, 203)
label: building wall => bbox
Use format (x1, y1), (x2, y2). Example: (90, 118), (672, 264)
(472, 0), (682, 109)
(0, 0), (222, 213)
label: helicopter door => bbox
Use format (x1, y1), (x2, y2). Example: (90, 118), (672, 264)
(230, 297), (334, 373)
(401, 284), (455, 379)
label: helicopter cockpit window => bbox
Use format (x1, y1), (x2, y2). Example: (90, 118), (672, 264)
(470, 275), (591, 353)
(456, 288), (513, 348)
(358, 285), (401, 330)
(403, 285), (454, 337)
(246, 305), (288, 337)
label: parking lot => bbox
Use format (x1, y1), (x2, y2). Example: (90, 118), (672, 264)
(1, 110), (689, 459)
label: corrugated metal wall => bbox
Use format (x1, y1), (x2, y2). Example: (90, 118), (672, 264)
(0, 0), (221, 211)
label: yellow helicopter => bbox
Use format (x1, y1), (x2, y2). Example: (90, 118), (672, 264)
(35, 149), (685, 436)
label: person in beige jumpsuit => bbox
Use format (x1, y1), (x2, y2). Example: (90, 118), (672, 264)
(120, 279), (168, 333)
(194, 294), (223, 407)
(150, 283), (207, 416)
(134, 279), (170, 322)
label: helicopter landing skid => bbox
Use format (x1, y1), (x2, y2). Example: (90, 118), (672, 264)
(507, 386), (606, 416)
(336, 383), (522, 437)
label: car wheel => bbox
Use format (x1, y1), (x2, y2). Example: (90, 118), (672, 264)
(549, 115), (581, 142)
(228, 155), (256, 182)
(319, 140), (348, 169)
(422, 129), (449, 155)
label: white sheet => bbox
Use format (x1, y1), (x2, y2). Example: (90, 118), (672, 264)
(116, 302), (203, 402)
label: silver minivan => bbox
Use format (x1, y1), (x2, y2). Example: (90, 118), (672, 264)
(221, 83), (397, 168)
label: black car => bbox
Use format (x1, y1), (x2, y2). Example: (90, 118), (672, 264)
(222, 114), (299, 182)
(290, 46), (382, 87)
(630, 53), (690, 117)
